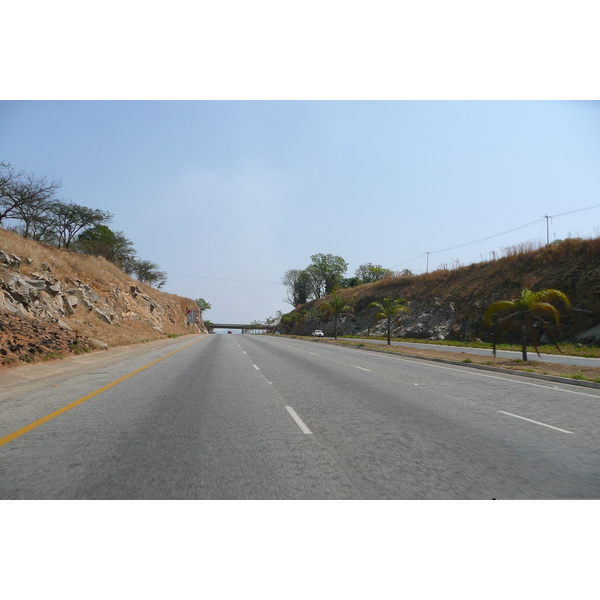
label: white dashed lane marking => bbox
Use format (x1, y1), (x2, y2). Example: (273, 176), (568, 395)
(498, 411), (575, 434)
(285, 406), (313, 434)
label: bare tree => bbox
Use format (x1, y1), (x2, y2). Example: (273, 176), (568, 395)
(130, 259), (167, 289)
(0, 163), (61, 229)
(11, 193), (57, 240)
(0, 163), (24, 225)
(49, 201), (112, 248)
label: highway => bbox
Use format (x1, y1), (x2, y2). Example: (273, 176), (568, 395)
(1, 334), (599, 499)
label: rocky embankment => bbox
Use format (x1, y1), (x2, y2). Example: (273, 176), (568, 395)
(0, 241), (205, 368)
(324, 295), (600, 343)
(332, 298), (460, 340)
(295, 238), (600, 343)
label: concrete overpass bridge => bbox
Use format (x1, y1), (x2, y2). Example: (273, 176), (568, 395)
(209, 323), (271, 334)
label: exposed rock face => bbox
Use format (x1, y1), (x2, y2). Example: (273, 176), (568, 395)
(0, 250), (22, 270)
(1, 242), (206, 366)
(327, 298), (457, 340)
(0, 309), (94, 364)
(289, 238), (600, 343)
(575, 324), (600, 343)
(0, 264), (188, 333)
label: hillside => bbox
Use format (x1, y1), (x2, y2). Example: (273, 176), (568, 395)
(0, 229), (206, 368)
(288, 238), (600, 343)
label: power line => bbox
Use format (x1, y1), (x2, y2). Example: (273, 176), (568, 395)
(391, 201), (600, 270)
(389, 253), (427, 269)
(166, 272), (281, 284)
(550, 202), (600, 219)
(389, 218), (544, 269)
(168, 203), (600, 283)
(428, 218), (545, 256)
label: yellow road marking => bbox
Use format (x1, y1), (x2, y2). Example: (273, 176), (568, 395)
(0, 337), (206, 449)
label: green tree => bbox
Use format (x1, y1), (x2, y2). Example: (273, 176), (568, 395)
(301, 307), (322, 335)
(76, 225), (136, 268)
(279, 312), (301, 334)
(306, 253), (348, 298)
(49, 201), (112, 249)
(355, 263), (392, 284)
(282, 268), (312, 306)
(368, 297), (411, 345)
(195, 298), (212, 313)
(484, 288), (571, 361)
(248, 320), (264, 334)
(319, 291), (354, 340)
(264, 316), (277, 333)
(342, 276), (363, 288)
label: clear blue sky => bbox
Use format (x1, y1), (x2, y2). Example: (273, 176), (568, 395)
(2, 100), (600, 324)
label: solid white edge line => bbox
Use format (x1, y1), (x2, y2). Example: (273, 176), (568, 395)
(285, 406), (313, 434)
(356, 366), (371, 371)
(498, 411), (575, 434)
(270, 336), (600, 399)
(347, 347), (600, 399)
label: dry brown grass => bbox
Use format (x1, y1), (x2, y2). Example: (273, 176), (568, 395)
(1, 228), (133, 286)
(0, 228), (203, 349)
(290, 236), (600, 341)
(355, 236), (600, 306)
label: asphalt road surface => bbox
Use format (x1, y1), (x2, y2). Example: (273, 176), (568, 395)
(1, 334), (599, 499)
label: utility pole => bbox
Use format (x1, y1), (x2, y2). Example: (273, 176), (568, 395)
(544, 215), (550, 245)
(426, 252), (430, 273)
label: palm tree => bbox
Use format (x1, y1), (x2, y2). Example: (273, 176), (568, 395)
(248, 320), (264, 334)
(280, 312), (300, 334)
(264, 316), (276, 333)
(319, 291), (354, 339)
(368, 297), (411, 345)
(297, 308), (321, 335)
(484, 288), (571, 361)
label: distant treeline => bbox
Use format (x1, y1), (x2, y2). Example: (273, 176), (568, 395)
(0, 162), (166, 288)
(282, 253), (413, 307)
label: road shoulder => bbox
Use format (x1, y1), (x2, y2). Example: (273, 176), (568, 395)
(0, 334), (206, 401)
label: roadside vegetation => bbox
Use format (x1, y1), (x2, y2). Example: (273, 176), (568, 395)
(274, 235), (600, 352)
(319, 292), (354, 340)
(1, 162), (167, 288)
(484, 287), (571, 360)
(281, 254), (400, 307)
(0, 228), (201, 358)
(336, 335), (600, 359)
(368, 297), (411, 345)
